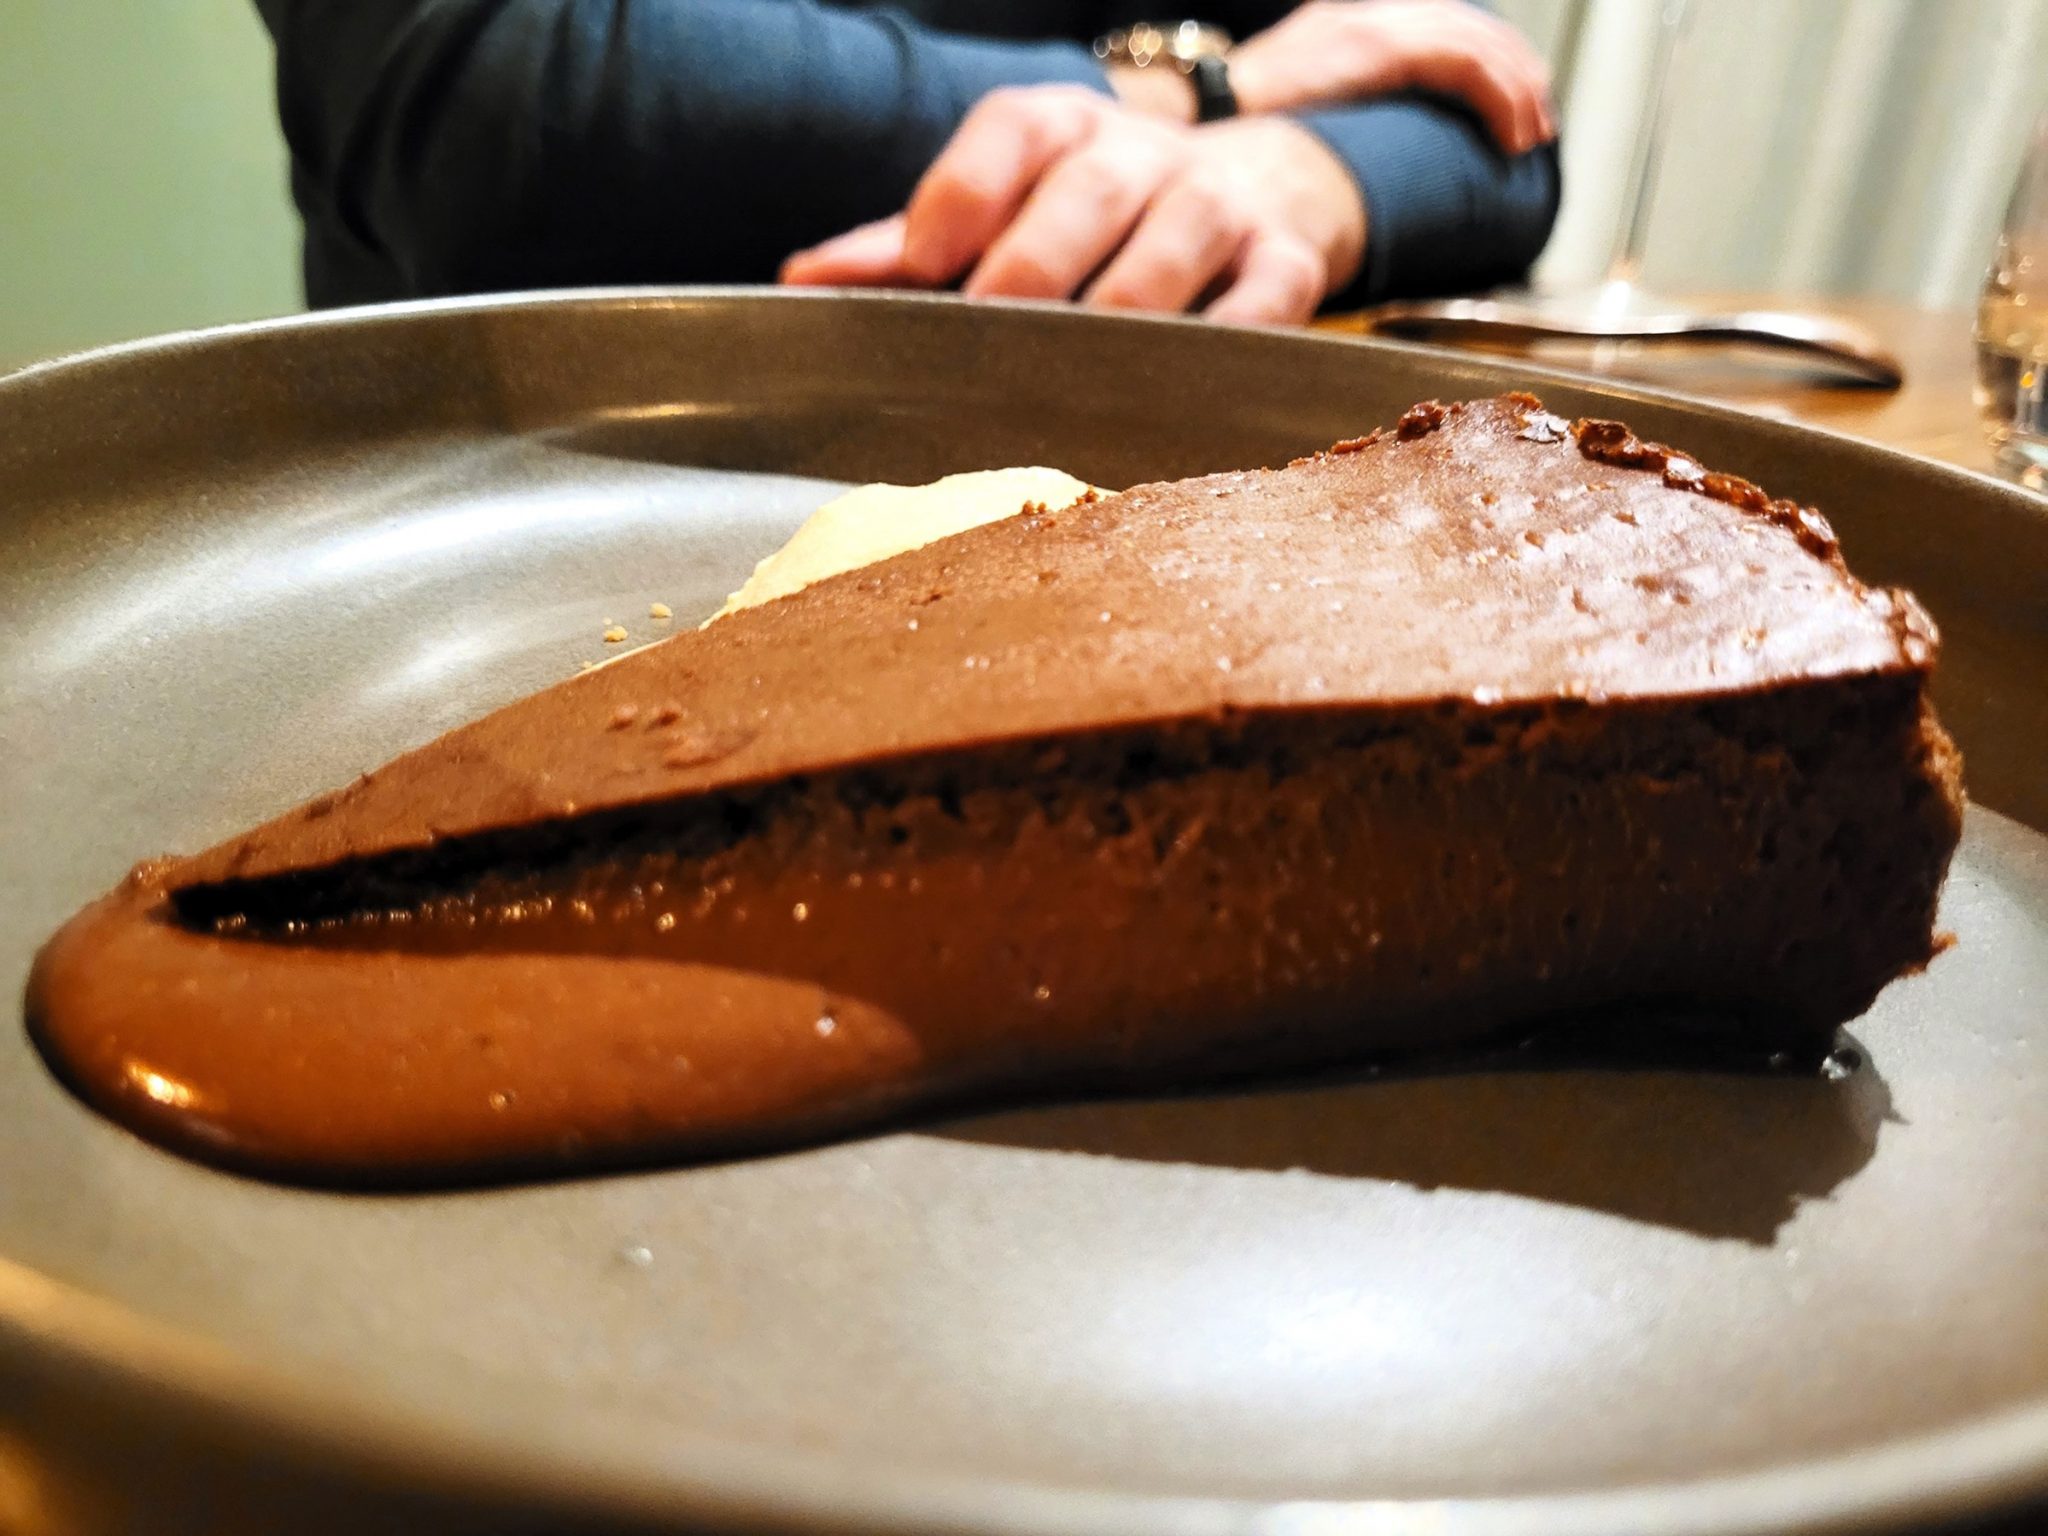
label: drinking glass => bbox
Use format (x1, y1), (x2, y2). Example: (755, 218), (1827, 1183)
(1975, 108), (2048, 491)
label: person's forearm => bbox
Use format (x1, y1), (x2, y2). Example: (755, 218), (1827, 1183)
(1295, 95), (1561, 306)
(256, 0), (1110, 300)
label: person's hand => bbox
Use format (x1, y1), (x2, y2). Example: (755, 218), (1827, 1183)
(780, 86), (1366, 325)
(1102, 61), (1198, 124)
(1229, 0), (1555, 154)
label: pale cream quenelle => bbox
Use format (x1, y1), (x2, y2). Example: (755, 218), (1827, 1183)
(711, 467), (1102, 621)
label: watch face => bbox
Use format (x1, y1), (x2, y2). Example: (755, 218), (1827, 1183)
(1160, 20), (1233, 62)
(1095, 20), (1233, 68)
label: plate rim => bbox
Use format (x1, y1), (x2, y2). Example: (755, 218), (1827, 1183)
(10, 1252), (2048, 1536)
(0, 282), (2040, 506)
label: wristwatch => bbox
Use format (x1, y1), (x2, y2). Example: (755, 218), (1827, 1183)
(1093, 21), (1239, 123)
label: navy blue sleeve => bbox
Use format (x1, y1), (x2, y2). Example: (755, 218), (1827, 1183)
(1296, 95), (1562, 307)
(259, 1), (1560, 310)
(256, 0), (1111, 303)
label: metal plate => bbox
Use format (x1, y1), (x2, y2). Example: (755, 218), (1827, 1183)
(2, 290), (2044, 1536)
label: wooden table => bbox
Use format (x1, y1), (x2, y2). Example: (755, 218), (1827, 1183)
(1331, 294), (1997, 475)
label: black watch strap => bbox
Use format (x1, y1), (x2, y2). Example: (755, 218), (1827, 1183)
(1188, 52), (1238, 123)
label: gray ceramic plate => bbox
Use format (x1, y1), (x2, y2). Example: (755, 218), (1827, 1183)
(1, 291), (2044, 1536)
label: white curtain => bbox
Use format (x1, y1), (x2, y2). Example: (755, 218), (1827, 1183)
(1492, 0), (2048, 308)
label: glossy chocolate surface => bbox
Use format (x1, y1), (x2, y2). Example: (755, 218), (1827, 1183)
(26, 397), (1960, 1183)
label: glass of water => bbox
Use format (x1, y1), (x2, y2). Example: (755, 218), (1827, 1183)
(1976, 108), (2048, 491)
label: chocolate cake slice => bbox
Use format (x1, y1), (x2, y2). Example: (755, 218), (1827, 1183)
(26, 395), (1963, 1182)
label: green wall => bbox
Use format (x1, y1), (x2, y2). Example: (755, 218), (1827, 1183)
(0, 1), (302, 371)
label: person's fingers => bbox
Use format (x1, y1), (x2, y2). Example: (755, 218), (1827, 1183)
(1205, 229), (1326, 327)
(900, 86), (1104, 285)
(1225, 0), (1557, 146)
(964, 120), (1185, 300)
(779, 215), (914, 287)
(1082, 174), (1248, 313)
(1319, 5), (1548, 154)
(1400, 27), (1538, 154)
(1481, 27), (1555, 151)
(1458, 12), (1556, 149)
(1477, 34), (1546, 154)
(1530, 48), (1560, 142)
